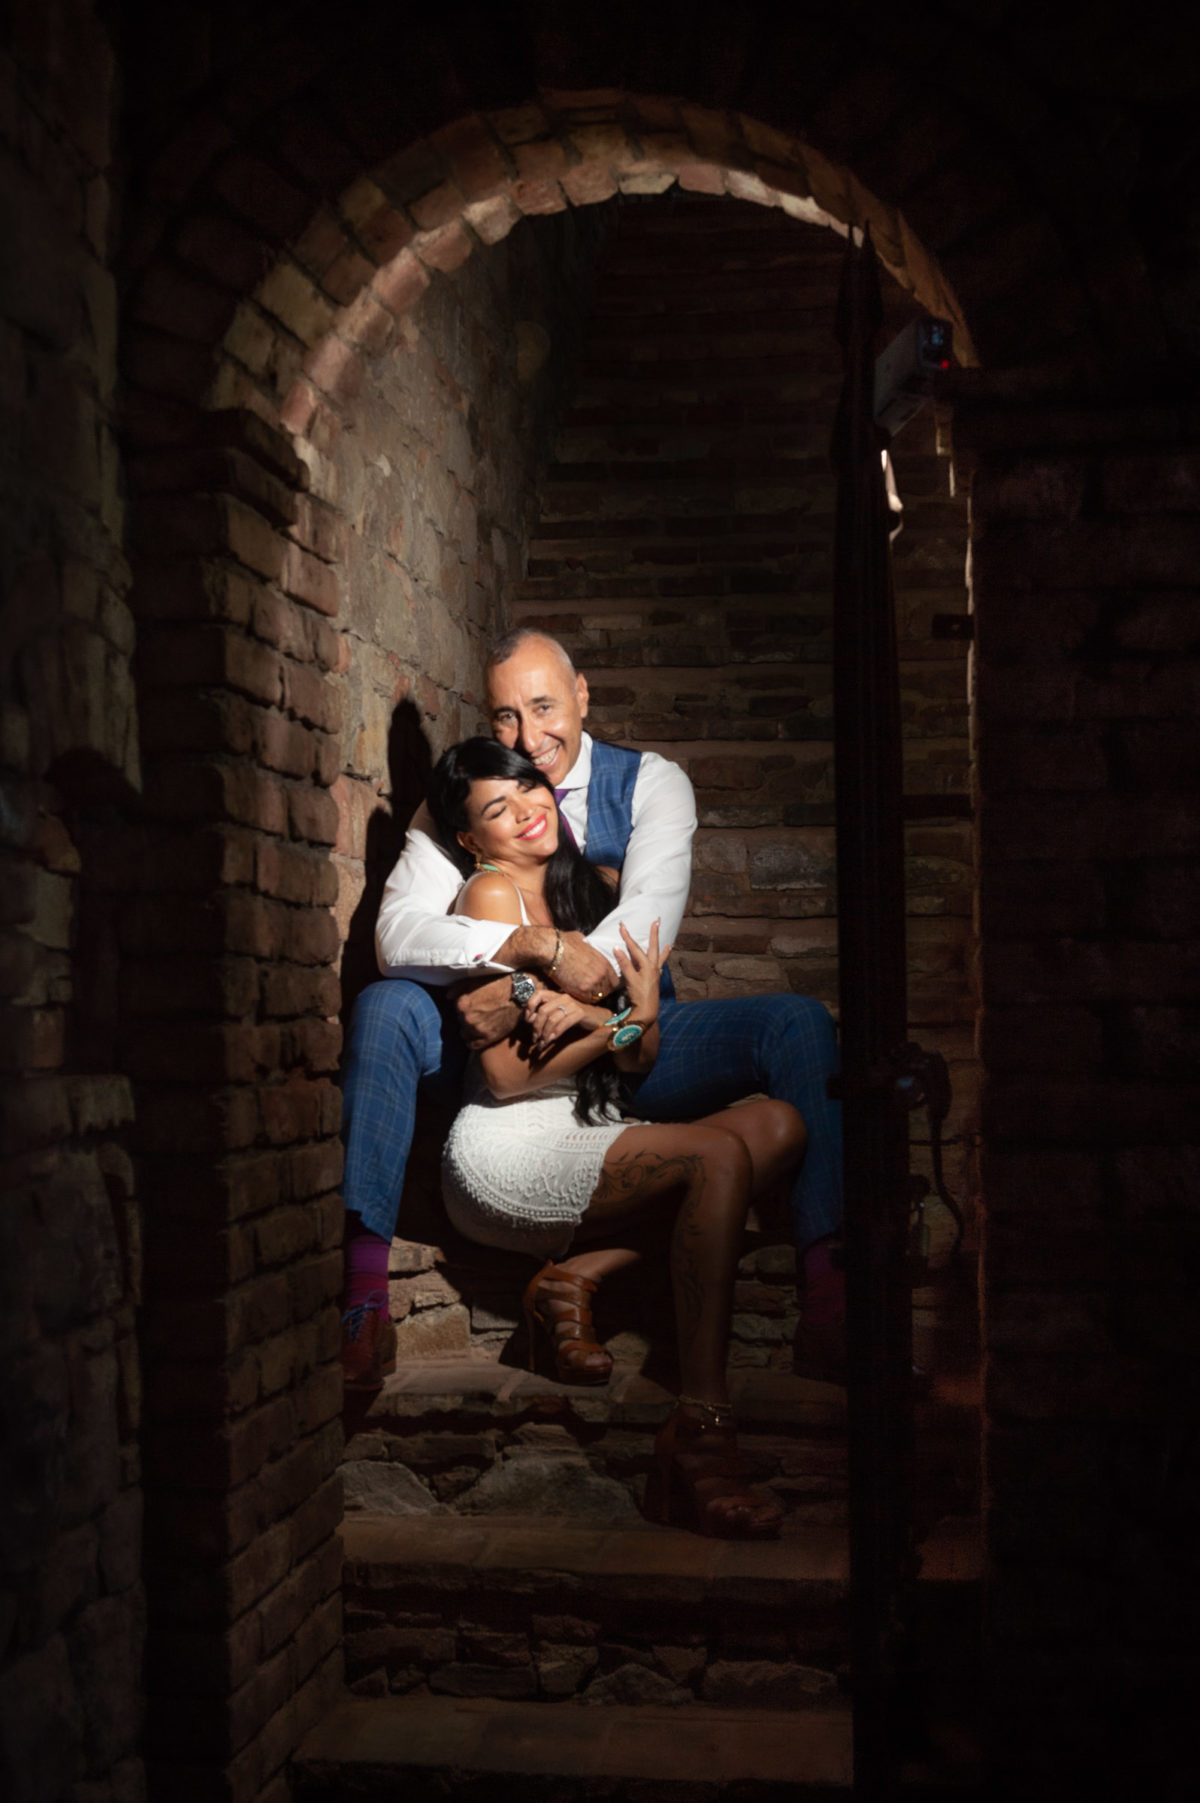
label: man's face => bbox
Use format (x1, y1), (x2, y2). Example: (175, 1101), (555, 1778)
(485, 638), (589, 791)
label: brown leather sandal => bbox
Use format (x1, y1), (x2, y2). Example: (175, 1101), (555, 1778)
(522, 1260), (613, 1386)
(646, 1398), (783, 1539)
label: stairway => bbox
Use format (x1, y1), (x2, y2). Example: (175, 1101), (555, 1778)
(293, 1346), (980, 1798)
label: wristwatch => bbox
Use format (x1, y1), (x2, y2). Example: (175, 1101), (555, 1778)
(510, 971), (537, 1006)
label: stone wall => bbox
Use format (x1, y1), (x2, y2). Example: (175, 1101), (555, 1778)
(0, 4), (143, 1800)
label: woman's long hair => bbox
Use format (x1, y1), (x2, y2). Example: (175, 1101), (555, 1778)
(427, 737), (622, 1122)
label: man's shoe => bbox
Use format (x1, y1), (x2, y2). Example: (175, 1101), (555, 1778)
(341, 1297), (397, 1391)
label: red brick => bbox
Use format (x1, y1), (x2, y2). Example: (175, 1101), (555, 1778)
(429, 117), (508, 201)
(291, 207), (353, 282)
(413, 221), (473, 275)
(372, 251), (429, 317)
(355, 203), (414, 265)
(319, 246), (377, 309)
(300, 334), (364, 405)
(286, 908), (339, 967)
(675, 161), (727, 196)
(559, 164), (620, 206)
(252, 711), (322, 781)
(281, 543), (339, 616)
(461, 194), (521, 245)
(510, 179), (566, 217)
(337, 287), (395, 354)
(281, 658), (340, 733)
(254, 841), (338, 908)
(407, 180), (464, 232)
(279, 378), (317, 436)
(288, 787), (339, 846)
(286, 1140), (343, 1202)
(281, 1018), (341, 1073)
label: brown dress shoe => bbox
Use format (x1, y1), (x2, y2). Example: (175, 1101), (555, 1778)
(341, 1298), (397, 1391)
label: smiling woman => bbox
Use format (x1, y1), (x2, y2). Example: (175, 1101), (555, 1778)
(424, 735), (806, 1538)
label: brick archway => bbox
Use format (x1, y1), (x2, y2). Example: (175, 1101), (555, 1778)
(118, 56), (1151, 1803)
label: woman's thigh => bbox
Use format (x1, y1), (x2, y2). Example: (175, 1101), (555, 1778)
(574, 1120), (749, 1238)
(694, 1099), (807, 1195)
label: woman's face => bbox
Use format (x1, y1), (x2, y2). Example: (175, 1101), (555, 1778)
(459, 777), (559, 866)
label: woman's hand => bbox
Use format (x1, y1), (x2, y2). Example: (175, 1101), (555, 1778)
(613, 919), (671, 1027)
(524, 989), (608, 1057)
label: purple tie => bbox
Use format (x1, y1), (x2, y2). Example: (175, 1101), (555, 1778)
(554, 787), (578, 849)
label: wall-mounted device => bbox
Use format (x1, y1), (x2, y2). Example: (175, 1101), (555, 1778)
(874, 317), (953, 438)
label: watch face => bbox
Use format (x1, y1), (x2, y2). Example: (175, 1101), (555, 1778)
(511, 973), (537, 1005)
(611, 1022), (644, 1049)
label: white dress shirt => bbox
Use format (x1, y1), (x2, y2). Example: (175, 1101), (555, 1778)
(375, 733), (697, 984)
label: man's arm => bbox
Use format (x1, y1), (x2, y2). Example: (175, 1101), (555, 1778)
(584, 752), (696, 970)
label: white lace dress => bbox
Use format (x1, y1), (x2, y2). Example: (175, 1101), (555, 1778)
(441, 883), (636, 1258)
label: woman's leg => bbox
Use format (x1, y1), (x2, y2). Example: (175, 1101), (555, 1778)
(527, 1104), (806, 1396)
(568, 1122), (754, 1407)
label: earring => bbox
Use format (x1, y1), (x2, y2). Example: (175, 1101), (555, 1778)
(475, 853), (499, 873)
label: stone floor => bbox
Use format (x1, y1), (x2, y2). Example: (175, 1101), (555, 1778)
(294, 1694), (857, 1798)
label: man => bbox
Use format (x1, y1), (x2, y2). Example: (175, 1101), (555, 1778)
(340, 629), (843, 1385)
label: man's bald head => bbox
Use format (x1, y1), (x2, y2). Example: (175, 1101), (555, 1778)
(484, 630), (589, 791)
(484, 627), (576, 683)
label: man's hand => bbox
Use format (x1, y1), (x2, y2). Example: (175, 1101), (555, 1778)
(452, 974), (522, 1050)
(551, 931), (619, 1003)
(494, 925), (618, 1003)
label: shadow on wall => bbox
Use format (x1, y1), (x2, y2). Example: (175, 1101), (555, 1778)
(339, 698), (435, 1024)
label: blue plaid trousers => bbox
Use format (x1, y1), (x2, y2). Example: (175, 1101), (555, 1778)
(341, 981), (842, 1251)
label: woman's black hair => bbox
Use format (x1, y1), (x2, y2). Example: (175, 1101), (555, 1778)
(427, 737), (623, 1124)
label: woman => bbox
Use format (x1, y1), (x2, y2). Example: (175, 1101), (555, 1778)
(427, 738), (807, 1538)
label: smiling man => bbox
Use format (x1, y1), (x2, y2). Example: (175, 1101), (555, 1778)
(338, 629), (843, 1388)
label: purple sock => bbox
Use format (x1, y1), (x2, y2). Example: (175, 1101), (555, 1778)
(343, 1213), (391, 1313)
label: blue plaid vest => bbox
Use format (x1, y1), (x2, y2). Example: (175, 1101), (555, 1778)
(581, 739), (675, 1000)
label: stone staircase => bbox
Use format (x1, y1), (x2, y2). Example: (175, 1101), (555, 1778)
(294, 1494), (980, 1798)
(294, 1293), (981, 1796)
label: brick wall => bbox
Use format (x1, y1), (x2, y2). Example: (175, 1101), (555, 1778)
(514, 194), (977, 1220)
(122, 159), (610, 1793)
(0, 5), (144, 1800)
(4, 5), (1199, 1799)
(322, 206), (613, 1014)
(963, 408), (1200, 1795)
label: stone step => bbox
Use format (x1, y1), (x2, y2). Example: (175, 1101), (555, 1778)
(344, 1363), (849, 1527)
(293, 1693), (981, 1798)
(341, 1507), (980, 1712)
(293, 1694), (856, 1798)
(343, 1513), (856, 1708)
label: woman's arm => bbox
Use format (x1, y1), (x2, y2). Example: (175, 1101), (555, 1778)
(485, 923), (669, 1098)
(455, 875), (620, 1099)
